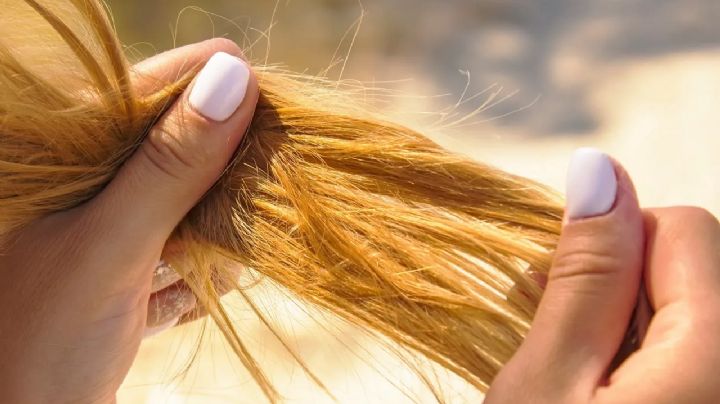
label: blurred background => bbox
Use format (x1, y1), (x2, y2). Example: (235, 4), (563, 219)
(111, 1), (720, 403)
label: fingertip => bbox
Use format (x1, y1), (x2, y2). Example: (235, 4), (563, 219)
(131, 38), (246, 97)
(564, 148), (641, 225)
(609, 155), (640, 209)
(151, 259), (182, 293)
(146, 283), (197, 328)
(143, 316), (180, 339)
(200, 37), (245, 58)
(565, 148), (618, 220)
(187, 52), (252, 122)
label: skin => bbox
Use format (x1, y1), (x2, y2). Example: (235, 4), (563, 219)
(0, 39), (258, 403)
(487, 161), (720, 403)
(0, 39), (716, 403)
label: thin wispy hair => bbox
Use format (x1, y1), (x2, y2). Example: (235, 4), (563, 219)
(0, 0), (563, 401)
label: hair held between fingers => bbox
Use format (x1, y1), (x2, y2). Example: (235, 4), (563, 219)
(0, 1), (564, 401)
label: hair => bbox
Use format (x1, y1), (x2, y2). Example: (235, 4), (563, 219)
(0, 0), (563, 401)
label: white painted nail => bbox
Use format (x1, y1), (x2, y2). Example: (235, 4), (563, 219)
(143, 316), (180, 339)
(565, 147), (617, 220)
(188, 52), (250, 122)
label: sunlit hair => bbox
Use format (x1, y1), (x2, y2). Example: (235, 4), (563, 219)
(0, 0), (563, 401)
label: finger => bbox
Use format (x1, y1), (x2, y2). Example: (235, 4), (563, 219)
(642, 207), (720, 315)
(84, 49), (258, 277)
(507, 267), (547, 306)
(177, 304), (208, 326)
(145, 282), (196, 329)
(493, 148), (645, 399)
(151, 240), (193, 293)
(151, 260), (182, 293)
(131, 38), (243, 98)
(178, 264), (245, 325)
(593, 207), (720, 403)
(143, 317), (181, 339)
(634, 284), (652, 344)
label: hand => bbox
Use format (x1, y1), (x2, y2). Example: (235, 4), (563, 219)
(486, 148), (720, 403)
(0, 39), (259, 403)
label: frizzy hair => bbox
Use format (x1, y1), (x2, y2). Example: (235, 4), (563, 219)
(0, 0), (563, 401)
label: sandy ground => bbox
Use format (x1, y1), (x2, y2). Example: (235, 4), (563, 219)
(115, 1), (720, 402)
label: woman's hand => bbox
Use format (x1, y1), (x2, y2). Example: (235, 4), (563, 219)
(0, 39), (258, 403)
(487, 148), (720, 403)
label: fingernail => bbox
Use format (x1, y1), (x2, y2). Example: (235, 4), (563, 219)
(565, 147), (617, 220)
(149, 287), (196, 325)
(151, 260), (181, 293)
(188, 52), (250, 122)
(143, 316), (180, 339)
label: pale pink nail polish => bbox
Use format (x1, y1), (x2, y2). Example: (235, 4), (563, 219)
(565, 147), (617, 220)
(188, 52), (250, 122)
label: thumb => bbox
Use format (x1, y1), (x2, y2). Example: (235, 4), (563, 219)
(88, 51), (258, 255)
(498, 148), (645, 398)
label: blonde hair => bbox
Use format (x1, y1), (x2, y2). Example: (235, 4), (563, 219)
(0, 0), (563, 401)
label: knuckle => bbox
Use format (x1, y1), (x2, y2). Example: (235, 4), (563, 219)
(677, 206), (718, 227)
(550, 246), (623, 283)
(142, 115), (214, 180)
(661, 206), (719, 235)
